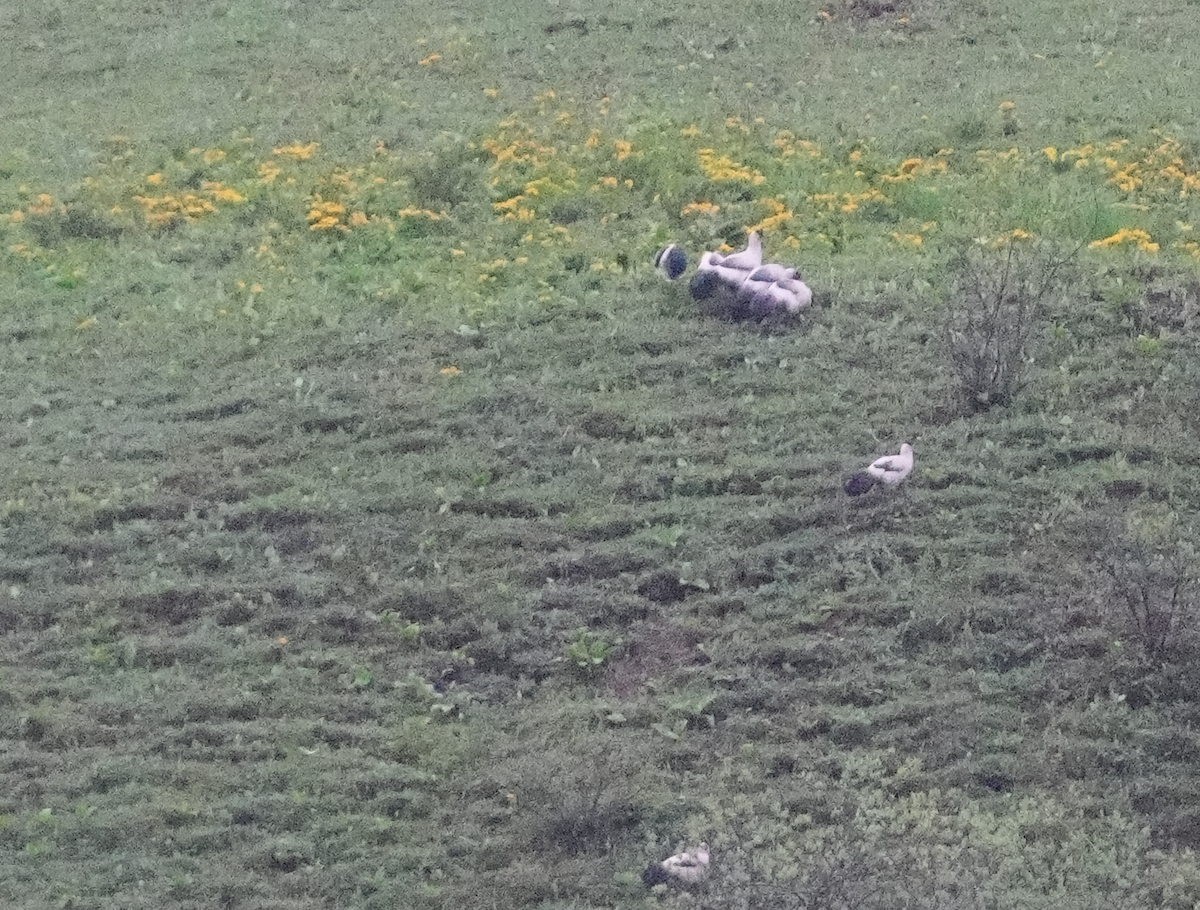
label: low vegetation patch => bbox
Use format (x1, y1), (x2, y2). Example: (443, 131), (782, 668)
(4, 1), (1200, 908)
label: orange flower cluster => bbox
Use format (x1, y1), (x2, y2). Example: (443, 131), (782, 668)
(745, 197), (793, 235)
(698, 149), (765, 185)
(131, 181), (242, 228)
(810, 188), (887, 215)
(1089, 228), (1159, 253)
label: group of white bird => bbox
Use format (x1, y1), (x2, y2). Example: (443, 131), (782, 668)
(654, 232), (813, 321)
(642, 241), (913, 890)
(654, 235), (914, 497)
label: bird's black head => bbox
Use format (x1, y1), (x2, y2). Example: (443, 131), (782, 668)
(654, 244), (688, 280)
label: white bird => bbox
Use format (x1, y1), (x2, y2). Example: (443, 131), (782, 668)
(746, 263), (800, 283)
(736, 275), (813, 316)
(735, 275), (792, 318)
(710, 232), (762, 270)
(775, 277), (813, 311)
(643, 842), (711, 888)
(844, 443), (914, 496)
(697, 259), (757, 288)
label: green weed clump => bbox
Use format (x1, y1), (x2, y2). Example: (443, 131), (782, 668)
(694, 751), (1162, 910)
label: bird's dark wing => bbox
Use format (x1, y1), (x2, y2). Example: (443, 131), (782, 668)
(844, 472), (877, 496)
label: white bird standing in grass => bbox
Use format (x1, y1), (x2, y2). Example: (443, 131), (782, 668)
(643, 842), (711, 888)
(844, 443), (914, 496)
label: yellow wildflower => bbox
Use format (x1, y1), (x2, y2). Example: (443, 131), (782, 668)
(273, 142), (319, 160)
(207, 184), (245, 204)
(28, 194), (56, 215)
(697, 149), (764, 184)
(1089, 228), (1158, 253)
(492, 195), (525, 212)
(398, 207), (443, 220)
(307, 199), (345, 231)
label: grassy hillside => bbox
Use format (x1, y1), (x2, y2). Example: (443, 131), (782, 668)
(3, 1), (1200, 908)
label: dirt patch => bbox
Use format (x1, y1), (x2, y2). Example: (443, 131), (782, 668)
(604, 623), (704, 699)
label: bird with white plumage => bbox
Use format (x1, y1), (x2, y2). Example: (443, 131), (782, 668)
(643, 842), (711, 889)
(709, 231), (762, 270)
(844, 443), (914, 496)
(746, 263), (800, 283)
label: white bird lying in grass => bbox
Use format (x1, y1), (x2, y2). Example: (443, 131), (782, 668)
(643, 842), (710, 888)
(746, 263), (800, 283)
(844, 443), (914, 496)
(735, 272), (812, 316)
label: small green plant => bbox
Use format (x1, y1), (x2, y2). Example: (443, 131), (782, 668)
(1134, 332), (1164, 356)
(564, 630), (615, 677)
(642, 523), (684, 549)
(381, 612), (423, 645)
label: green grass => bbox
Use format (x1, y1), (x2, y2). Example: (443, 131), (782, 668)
(4, 1), (1200, 908)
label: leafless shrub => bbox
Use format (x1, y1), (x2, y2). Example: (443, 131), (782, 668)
(942, 237), (1075, 413)
(1101, 505), (1200, 663)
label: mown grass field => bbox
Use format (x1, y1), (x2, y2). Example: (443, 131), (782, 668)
(3, 1), (1200, 908)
